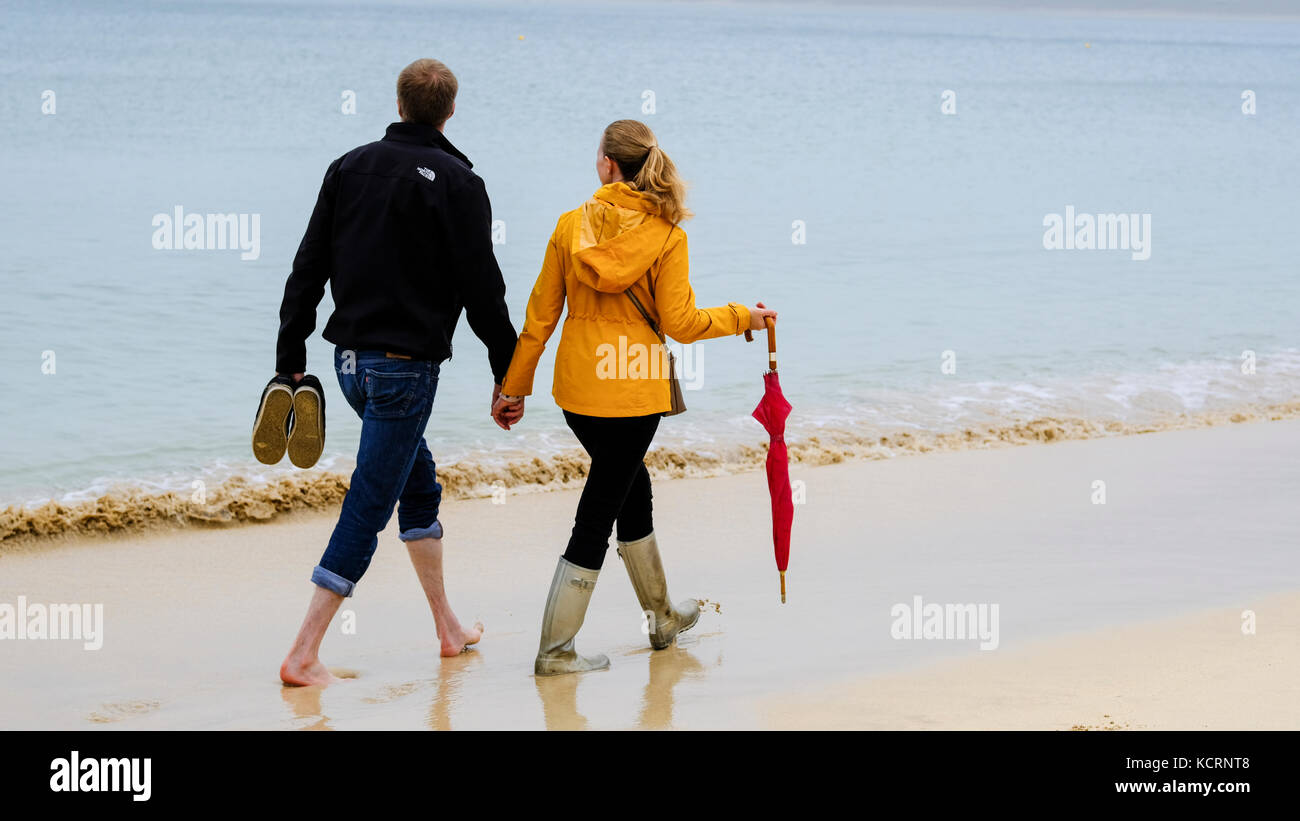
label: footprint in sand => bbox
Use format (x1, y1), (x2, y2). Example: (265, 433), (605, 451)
(87, 700), (162, 724)
(362, 681), (423, 704)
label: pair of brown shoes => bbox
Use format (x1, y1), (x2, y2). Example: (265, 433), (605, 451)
(252, 375), (325, 468)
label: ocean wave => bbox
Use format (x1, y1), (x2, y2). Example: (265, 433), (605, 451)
(4, 399), (1299, 546)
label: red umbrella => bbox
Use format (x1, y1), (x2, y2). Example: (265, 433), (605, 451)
(746, 317), (793, 602)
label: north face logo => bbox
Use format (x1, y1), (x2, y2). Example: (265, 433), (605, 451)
(417, 166), (436, 182)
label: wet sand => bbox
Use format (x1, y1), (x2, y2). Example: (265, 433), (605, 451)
(2, 419), (1298, 730)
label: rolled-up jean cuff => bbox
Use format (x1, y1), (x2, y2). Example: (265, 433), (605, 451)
(311, 565), (356, 597)
(399, 520), (443, 542)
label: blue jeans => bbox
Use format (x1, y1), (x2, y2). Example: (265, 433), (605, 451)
(311, 347), (443, 597)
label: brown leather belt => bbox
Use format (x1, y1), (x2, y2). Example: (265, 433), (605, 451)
(385, 352), (412, 360)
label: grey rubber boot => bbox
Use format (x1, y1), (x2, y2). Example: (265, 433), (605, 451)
(616, 532), (700, 650)
(535, 557), (611, 676)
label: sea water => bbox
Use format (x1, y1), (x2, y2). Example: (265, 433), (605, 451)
(1, 0), (1298, 511)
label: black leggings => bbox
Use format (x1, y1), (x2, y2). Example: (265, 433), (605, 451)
(562, 411), (661, 570)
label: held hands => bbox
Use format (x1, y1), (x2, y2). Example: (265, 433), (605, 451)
(748, 301), (778, 331)
(491, 383), (524, 431)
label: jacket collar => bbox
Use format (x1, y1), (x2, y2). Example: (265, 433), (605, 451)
(383, 122), (472, 168)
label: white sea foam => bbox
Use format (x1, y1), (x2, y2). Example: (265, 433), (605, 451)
(7, 353), (1300, 535)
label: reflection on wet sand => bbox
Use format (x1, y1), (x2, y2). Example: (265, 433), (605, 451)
(531, 631), (722, 730)
(279, 653), (484, 731)
(280, 683), (333, 731)
(426, 652), (481, 731)
(534, 671), (593, 731)
(279, 666), (363, 731)
(637, 645), (705, 729)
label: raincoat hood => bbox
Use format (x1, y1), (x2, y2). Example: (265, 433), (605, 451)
(571, 182), (674, 293)
(500, 185), (752, 416)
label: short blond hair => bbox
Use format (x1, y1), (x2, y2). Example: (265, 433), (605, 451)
(397, 59), (458, 127)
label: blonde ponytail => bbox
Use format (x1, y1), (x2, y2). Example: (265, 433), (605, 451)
(601, 120), (692, 225)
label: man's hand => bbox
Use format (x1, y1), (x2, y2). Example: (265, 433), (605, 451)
(491, 393), (524, 431)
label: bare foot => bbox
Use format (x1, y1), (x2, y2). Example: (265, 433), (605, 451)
(280, 656), (340, 687)
(439, 619), (485, 657)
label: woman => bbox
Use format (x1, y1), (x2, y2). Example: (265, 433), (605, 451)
(494, 119), (777, 676)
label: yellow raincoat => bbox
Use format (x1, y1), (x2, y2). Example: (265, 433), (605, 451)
(501, 182), (751, 417)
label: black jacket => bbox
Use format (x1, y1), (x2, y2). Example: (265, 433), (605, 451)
(276, 122), (517, 382)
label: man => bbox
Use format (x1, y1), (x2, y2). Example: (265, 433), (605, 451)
(274, 59), (521, 687)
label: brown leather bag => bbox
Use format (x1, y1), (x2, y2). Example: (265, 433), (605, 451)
(624, 287), (686, 417)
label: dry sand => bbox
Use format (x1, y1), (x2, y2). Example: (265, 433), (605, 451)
(2, 419), (1298, 730)
(764, 593), (1300, 730)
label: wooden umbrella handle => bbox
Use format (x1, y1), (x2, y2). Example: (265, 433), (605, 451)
(744, 316), (778, 371)
(764, 316), (776, 370)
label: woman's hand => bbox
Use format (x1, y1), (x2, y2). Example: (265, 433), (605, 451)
(492, 394), (525, 430)
(748, 301), (778, 331)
